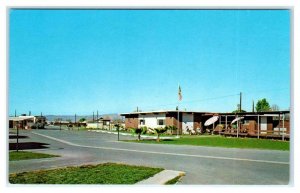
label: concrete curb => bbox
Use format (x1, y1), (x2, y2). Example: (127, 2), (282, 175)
(136, 170), (185, 185)
(88, 129), (180, 140)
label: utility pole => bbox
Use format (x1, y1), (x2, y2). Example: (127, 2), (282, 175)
(93, 112), (94, 122)
(97, 110), (99, 129)
(136, 106), (139, 112)
(29, 111), (31, 116)
(15, 109), (16, 117)
(252, 100), (255, 112)
(177, 106), (179, 137)
(239, 92), (242, 112)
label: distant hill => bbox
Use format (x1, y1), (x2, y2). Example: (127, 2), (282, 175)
(45, 114), (124, 122)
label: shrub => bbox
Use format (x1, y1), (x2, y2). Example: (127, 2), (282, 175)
(140, 126), (148, 135)
(131, 128), (143, 141)
(147, 127), (155, 134)
(165, 125), (177, 134)
(154, 127), (168, 142)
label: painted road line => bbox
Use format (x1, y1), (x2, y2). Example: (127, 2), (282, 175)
(32, 132), (289, 165)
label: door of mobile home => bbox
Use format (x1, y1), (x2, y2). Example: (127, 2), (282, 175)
(260, 116), (267, 134)
(182, 113), (194, 134)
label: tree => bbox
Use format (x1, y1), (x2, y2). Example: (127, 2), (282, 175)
(79, 118), (86, 122)
(232, 104), (246, 113)
(54, 118), (62, 122)
(154, 127), (168, 142)
(132, 127), (147, 141)
(232, 109), (246, 113)
(255, 98), (271, 112)
(271, 104), (280, 111)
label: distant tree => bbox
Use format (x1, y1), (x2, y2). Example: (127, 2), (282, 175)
(271, 104), (280, 111)
(232, 104), (246, 113)
(66, 119), (72, 123)
(54, 118), (63, 123)
(256, 98), (271, 112)
(79, 118), (86, 122)
(232, 109), (246, 113)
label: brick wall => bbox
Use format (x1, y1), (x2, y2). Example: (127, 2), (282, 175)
(124, 115), (138, 129)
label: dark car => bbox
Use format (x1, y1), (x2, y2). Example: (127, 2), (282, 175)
(31, 122), (45, 129)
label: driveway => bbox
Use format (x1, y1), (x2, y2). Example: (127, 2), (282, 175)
(8, 129), (290, 185)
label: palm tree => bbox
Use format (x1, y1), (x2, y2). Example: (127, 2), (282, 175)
(154, 127), (168, 142)
(132, 127), (147, 141)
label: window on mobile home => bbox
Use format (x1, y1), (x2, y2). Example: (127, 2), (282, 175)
(139, 120), (145, 125)
(157, 119), (165, 125)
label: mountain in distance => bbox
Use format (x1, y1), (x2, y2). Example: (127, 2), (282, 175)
(45, 114), (124, 122)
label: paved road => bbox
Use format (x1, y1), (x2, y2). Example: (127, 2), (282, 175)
(9, 129), (290, 185)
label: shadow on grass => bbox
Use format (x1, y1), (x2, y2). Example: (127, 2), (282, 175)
(9, 135), (29, 139)
(133, 139), (176, 142)
(9, 142), (50, 150)
(161, 139), (175, 141)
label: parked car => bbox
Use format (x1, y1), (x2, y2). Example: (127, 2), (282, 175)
(31, 122), (45, 129)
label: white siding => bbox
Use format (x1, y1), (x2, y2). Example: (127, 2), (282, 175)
(260, 117), (268, 132)
(138, 113), (166, 128)
(86, 123), (110, 130)
(182, 113), (194, 134)
(259, 116), (267, 134)
(86, 123), (99, 129)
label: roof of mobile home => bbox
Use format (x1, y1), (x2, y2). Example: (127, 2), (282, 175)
(120, 110), (289, 116)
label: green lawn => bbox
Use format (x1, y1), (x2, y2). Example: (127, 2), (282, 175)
(165, 176), (182, 185)
(9, 163), (163, 184)
(9, 151), (59, 161)
(124, 136), (289, 151)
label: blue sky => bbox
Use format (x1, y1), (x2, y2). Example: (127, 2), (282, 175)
(9, 9), (290, 115)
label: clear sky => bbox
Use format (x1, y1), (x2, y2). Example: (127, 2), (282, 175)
(9, 9), (290, 115)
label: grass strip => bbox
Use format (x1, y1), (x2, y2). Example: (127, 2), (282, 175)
(9, 163), (163, 184)
(124, 136), (289, 151)
(9, 151), (59, 161)
(165, 176), (182, 185)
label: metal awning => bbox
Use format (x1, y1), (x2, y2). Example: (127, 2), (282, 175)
(9, 117), (33, 121)
(231, 117), (244, 124)
(204, 116), (219, 126)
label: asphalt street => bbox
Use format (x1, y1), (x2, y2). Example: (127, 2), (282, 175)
(8, 129), (290, 185)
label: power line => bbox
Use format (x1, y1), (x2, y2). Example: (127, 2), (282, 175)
(138, 87), (289, 111)
(140, 93), (240, 110)
(242, 87), (289, 96)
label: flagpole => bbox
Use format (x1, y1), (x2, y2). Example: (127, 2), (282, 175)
(177, 83), (180, 137)
(177, 104), (179, 137)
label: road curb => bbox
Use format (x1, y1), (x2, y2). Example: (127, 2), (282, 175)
(88, 129), (180, 140)
(135, 169), (185, 185)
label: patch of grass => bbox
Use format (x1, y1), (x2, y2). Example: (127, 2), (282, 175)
(124, 136), (289, 151)
(9, 163), (163, 184)
(165, 176), (182, 185)
(9, 151), (59, 161)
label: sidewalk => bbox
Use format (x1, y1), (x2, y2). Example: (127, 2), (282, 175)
(136, 170), (185, 185)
